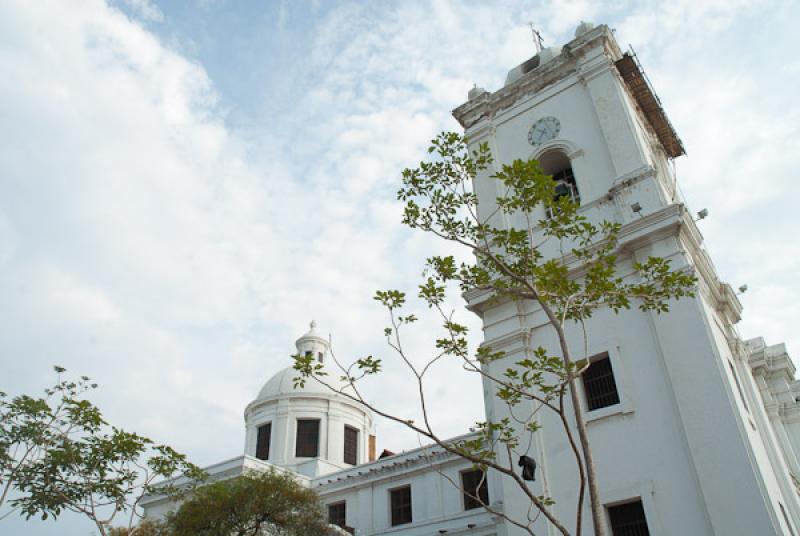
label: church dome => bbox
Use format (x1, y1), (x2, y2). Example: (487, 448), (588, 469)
(244, 322), (374, 478)
(256, 364), (350, 401)
(254, 321), (350, 402)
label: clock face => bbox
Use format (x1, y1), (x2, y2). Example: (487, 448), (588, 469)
(527, 116), (561, 145)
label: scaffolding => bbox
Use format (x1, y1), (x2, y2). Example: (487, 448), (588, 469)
(615, 48), (686, 159)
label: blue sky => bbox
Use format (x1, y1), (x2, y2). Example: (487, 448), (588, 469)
(1, 0), (799, 533)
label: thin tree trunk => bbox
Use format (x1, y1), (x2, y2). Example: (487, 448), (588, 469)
(552, 318), (605, 536)
(476, 244), (606, 535)
(566, 376), (604, 536)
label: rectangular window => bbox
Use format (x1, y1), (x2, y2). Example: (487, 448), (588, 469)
(582, 354), (620, 411)
(344, 425), (359, 465)
(328, 501), (346, 528)
(461, 468), (489, 510)
(608, 499), (650, 536)
(728, 360), (750, 413)
(296, 419), (320, 457)
(390, 486), (412, 526)
(255, 423), (271, 461)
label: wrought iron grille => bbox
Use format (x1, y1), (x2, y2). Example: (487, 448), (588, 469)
(582, 355), (620, 411)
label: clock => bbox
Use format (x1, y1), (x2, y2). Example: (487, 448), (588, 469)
(527, 116), (561, 145)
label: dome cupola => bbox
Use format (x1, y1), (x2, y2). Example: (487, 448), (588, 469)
(243, 322), (375, 478)
(295, 320), (329, 364)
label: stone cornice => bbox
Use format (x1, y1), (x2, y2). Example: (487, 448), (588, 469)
(464, 203), (687, 315)
(749, 340), (796, 383)
(452, 25), (620, 129)
(781, 403), (800, 424)
(311, 432), (481, 491)
(609, 165), (655, 193)
(140, 455), (302, 507)
(464, 201), (743, 330)
(244, 391), (369, 418)
(479, 330), (530, 354)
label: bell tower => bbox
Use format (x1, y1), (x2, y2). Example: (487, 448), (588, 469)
(454, 22), (800, 536)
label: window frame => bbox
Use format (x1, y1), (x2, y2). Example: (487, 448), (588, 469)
(606, 498), (650, 536)
(343, 425), (359, 466)
(389, 485), (412, 526)
(255, 422), (271, 461)
(530, 142), (588, 221)
(327, 501), (346, 529)
(582, 353), (621, 412)
(536, 149), (580, 218)
(460, 468), (490, 510)
(295, 418), (320, 458)
(552, 166), (580, 204)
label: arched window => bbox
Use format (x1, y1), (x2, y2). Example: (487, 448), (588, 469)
(538, 151), (579, 206)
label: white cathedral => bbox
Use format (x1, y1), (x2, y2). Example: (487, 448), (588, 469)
(142, 22), (800, 536)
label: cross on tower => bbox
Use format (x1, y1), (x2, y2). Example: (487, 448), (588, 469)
(528, 22), (544, 52)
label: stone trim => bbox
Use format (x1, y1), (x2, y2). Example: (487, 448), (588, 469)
(311, 432), (481, 490)
(453, 25), (621, 129)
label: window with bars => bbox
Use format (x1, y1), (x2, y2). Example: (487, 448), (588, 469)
(390, 486), (412, 526)
(582, 354), (620, 411)
(328, 501), (346, 528)
(608, 500), (650, 536)
(461, 468), (489, 510)
(255, 423), (271, 461)
(295, 419), (320, 457)
(344, 425), (358, 465)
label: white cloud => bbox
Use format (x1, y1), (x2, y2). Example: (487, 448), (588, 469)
(1, 0), (798, 533)
(121, 0), (164, 22)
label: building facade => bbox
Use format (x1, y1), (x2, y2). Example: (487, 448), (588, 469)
(143, 21), (800, 536)
(453, 20), (800, 536)
(141, 323), (499, 535)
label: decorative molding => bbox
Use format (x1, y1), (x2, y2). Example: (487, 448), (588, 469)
(609, 164), (655, 193)
(464, 203), (686, 315)
(311, 432), (482, 491)
(314, 449), (455, 491)
(480, 329), (530, 354)
(453, 25), (622, 130)
(576, 52), (614, 85)
(244, 391), (369, 418)
(585, 405), (635, 425)
(140, 455), (304, 507)
(529, 138), (583, 161)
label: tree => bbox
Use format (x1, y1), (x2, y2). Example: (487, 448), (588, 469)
(294, 132), (696, 535)
(163, 469), (337, 536)
(108, 518), (168, 536)
(0, 367), (205, 536)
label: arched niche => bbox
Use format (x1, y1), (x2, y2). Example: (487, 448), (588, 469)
(534, 147), (580, 206)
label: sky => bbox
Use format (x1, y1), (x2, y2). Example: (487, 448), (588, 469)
(1, 0), (799, 533)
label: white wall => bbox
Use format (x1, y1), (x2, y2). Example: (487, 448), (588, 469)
(314, 451), (498, 536)
(457, 24), (800, 536)
(244, 393), (373, 478)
